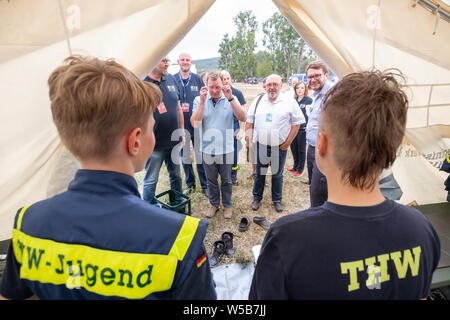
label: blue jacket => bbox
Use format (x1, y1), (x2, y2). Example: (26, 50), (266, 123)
(0, 170), (216, 300)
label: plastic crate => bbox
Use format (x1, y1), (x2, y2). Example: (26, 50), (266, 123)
(155, 189), (191, 215)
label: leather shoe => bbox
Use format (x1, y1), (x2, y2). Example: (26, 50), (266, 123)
(253, 216), (271, 230)
(206, 206), (219, 218)
(239, 216), (251, 232)
(251, 199), (260, 211)
(221, 232), (235, 256)
(273, 201), (283, 212)
(223, 207), (232, 219)
(209, 240), (225, 267)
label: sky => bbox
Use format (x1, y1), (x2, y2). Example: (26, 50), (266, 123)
(168, 0), (280, 61)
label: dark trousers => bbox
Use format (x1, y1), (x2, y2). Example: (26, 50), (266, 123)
(231, 126), (242, 179)
(289, 126), (307, 173)
(202, 153), (233, 208)
(307, 145), (328, 207)
(180, 133), (207, 190)
(253, 143), (287, 202)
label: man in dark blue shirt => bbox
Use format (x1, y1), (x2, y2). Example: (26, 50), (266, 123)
(221, 70), (246, 186)
(0, 56), (216, 300)
(249, 70), (440, 299)
(143, 57), (185, 204)
(173, 53), (208, 196)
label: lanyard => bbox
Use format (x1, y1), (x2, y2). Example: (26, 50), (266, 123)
(178, 72), (191, 102)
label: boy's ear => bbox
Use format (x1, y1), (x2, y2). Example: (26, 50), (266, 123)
(316, 132), (328, 157)
(127, 128), (142, 156)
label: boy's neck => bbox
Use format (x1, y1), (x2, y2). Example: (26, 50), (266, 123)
(326, 173), (385, 207)
(80, 158), (135, 178)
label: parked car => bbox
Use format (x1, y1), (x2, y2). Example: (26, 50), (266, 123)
(247, 77), (258, 84)
(289, 73), (308, 85)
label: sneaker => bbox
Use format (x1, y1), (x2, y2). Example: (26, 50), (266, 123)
(223, 207), (232, 219)
(209, 240), (225, 267)
(221, 232), (235, 256)
(273, 201), (283, 212)
(293, 171), (303, 177)
(206, 206), (219, 218)
(287, 168), (296, 172)
(253, 216), (271, 230)
(251, 199), (260, 211)
(232, 177), (239, 186)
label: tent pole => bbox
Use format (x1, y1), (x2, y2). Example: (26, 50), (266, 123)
(58, 0), (73, 56)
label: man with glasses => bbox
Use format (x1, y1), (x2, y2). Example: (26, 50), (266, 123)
(143, 56), (185, 205)
(247, 74), (304, 212)
(305, 61), (333, 207)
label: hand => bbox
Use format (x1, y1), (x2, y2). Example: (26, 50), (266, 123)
(181, 135), (186, 148)
(280, 142), (290, 151)
(245, 136), (250, 148)
(222, 85), (232, 100)
(199, 86), (207, 104)
(236, 130), (243, 140)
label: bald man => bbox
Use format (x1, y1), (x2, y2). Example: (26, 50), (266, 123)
(246, 74), (305, 212)
(173, 53), (208, 196)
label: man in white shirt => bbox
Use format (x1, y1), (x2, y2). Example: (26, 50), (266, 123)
(245, 74), (305, 212)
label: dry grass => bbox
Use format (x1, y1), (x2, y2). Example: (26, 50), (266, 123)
(135, 82), (311, 266)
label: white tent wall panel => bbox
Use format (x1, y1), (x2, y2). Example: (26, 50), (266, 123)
(0, 0), (214, 240)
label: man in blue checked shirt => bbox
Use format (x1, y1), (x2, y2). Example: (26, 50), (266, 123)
(305, 61), (334, 207)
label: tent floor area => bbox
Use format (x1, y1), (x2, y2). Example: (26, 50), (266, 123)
(414, 202), (450, 289)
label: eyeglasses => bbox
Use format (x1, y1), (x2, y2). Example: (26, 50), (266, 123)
(161, 59), (171, 63)
(307, 73), (323, 80)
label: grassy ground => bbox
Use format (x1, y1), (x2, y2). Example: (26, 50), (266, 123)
(135, 82), (311, 266)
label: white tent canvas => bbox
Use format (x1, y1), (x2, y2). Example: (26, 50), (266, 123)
(0, 0), (449, 240)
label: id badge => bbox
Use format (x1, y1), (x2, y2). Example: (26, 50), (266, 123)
(157, 103), (167, 114)
(265, 113), (273, 122)
(181, 102), (190, 112)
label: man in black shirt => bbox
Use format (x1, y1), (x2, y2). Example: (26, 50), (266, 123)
(143, 57), (185, 204)
(249, 70), (440, 299)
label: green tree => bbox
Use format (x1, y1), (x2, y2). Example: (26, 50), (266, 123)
(218, 33), (233, 71)
(262, 12), (306, 80)
(255, 51), (273, 78)
(227, 10), (258, 81)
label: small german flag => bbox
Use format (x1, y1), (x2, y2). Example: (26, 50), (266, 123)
(196, 253), (207, 268)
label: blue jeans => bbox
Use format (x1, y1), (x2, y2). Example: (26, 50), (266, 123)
(180, 131), (207, 190)
(253, 143), (287, 202)
(143, 148), (183, 204)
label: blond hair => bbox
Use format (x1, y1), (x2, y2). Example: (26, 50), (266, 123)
(48, 55), (161, 160)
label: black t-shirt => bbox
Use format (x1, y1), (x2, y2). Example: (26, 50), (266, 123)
(297, 96), (313, 126)
(144, 74), (181, 151)
(231, 86), (246, 130)
(173, 72), (204, 135)
(249, 199), (440, 299)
